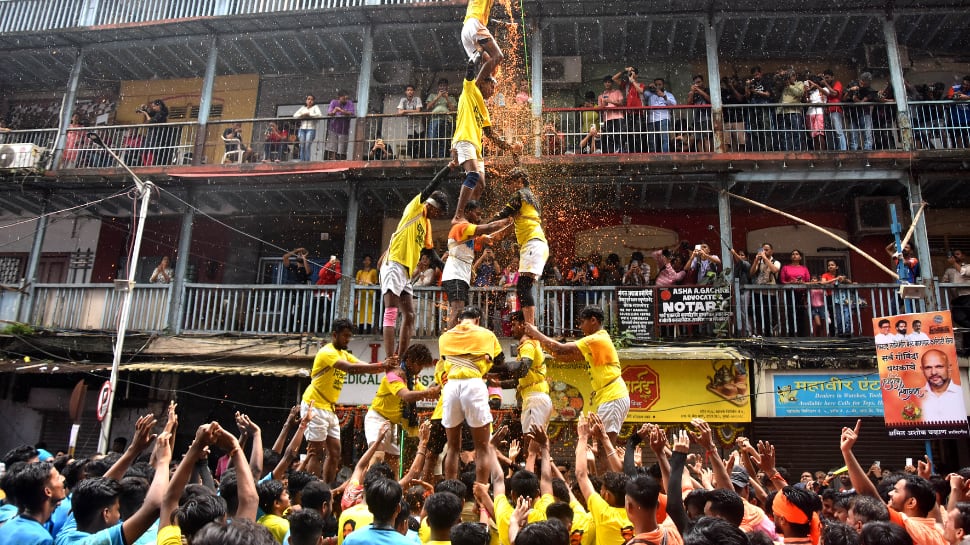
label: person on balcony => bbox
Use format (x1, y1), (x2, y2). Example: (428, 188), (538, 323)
(750, 243), (781, 336)
(293, 95), (322, 162)
(137, 99), (170, 166)
(820, 259), (854, 337)
(354, 254), (378, 334)
(845, 73), (877, 151)
(947, 75), (970, 148)
(643, 78), (677, 153)
(778, 71), (807, 152)
(425, 78), (457, 159)
(150, 256), (173, 284)
(397, 85), (424, 159)
(654, 244), (687, 287)
(722, 75), (748, 152)
(821, 69), (846, 151)
(598, 76), (626, 154)
(730, 248), (753, 337)
(780, 249), (811, 336)
(283, 248), (312, 285)
(885, 241), (921, 283)
(745, 66), (774, 152)
(686, 243), (721, 285)
(222, 123), (254, 163)
(613, 66), (645, 153)
(687, 75), (712, 153)
(262, 121), (288, 162)
(325, 91), (355, 161)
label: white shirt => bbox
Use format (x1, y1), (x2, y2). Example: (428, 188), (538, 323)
(442, 230), (476, 284)
(874, 333), (896, 345)
(906, 331), (930, 342)
(921, 380), (967, 423)
(293, 104), (323, 130)
(397, 96), (424, 135)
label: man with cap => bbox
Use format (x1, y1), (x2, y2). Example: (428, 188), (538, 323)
(380, 173), (450, 359)
(730, 466), (778, 539)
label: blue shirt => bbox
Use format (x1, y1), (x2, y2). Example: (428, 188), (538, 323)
(54, 523), (124, 545)
(0, 515), (54, 545)
(0, 504), (17, 525)
(344, 526), (414, 545)
(49, 496), (72, 537)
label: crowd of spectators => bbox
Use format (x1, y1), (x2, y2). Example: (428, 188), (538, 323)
(2, 403), (968, 545)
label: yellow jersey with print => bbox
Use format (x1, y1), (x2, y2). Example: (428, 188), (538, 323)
(452, 79), (490, 155)
(302, 343), (359, 411)
(494, 494), (555, 545)
(497, 188), (546, 246)
(430, 358), (451, 420)
(464, 0), (494, 23)
(587, 492), (635, 545)
(569, 500), (595, 545)
(439, 322), (503, 380)
(575, 329), (627, 409)
(516, 339), (548, 396)
(371, 370), (426, 425)
(157, 526), (182, 545)
(337, 502), (374, 545)
(388, 193), (433, 275)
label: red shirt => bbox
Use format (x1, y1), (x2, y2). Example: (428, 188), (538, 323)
(826, 81), (844, 113)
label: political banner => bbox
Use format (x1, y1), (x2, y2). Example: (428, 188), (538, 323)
(771, 372), (883, 417)
(546, 358), (751, 423)
(872, 311), (969, 439)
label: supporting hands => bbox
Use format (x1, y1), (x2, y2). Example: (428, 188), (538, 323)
(755, 440), (776, 474)
(648, 425), (669, 457)
(131, 413), (159, 453)
(689, 418), (716, 452)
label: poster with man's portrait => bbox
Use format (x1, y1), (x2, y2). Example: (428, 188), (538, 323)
(872, 311), (968, 438)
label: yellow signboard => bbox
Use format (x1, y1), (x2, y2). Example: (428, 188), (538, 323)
(545, 358), (751, 423)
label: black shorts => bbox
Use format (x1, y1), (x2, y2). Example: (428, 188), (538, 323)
(428, 419), (448, 455)
(441, 279), (469, 303)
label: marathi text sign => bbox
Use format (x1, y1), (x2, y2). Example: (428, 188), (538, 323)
(616, 287), (655, 341)
(772, 372), (883, 417)
(545, 358), (751, 423)
(657, 285), (733, 324)
(872, 311), (969, 439)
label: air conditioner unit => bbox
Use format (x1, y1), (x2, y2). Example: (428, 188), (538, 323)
(853, 196), (903, 234)
(543, 56), (582, 85)
(0, 143), (45, 169)
(372, 61), (413, 87)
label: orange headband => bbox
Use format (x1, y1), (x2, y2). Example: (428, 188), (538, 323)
(772, 492), (821, 545)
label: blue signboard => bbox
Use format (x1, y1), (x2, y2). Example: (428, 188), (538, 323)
(772, 372), (884, 417)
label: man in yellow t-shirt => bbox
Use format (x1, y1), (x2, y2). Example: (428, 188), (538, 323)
(460, 0), (503, 78)
(380, 170), (449, 359)
(490, 310), (550, 453)
(439, 306), (504, 483)
(525, 306), (629, 445)
(450, 60), (522, 225)
(574, 414), (635, 545)
(365, 343), (440, 476)
(301, 318), (395, 483)
(491, 168), (548, 325)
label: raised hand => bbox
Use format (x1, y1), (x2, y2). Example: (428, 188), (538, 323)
(756, 440), (776, 473)
(840, 419), (861, 452)
(648, 425), (668, 456)
(131, 414), (159, 453)
(917, 455), (932, 479)
(508, 439), (521, 461)
(690, 418), (716, 451)
(672, 429), (690, 453)
(418, 420), (431, 444)
(512, 495), (531, 526)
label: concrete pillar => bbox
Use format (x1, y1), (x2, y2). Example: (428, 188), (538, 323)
(904, 174), (936, 310)
(717, 179), (734, 278)
(704, 17), (724, 153)
(530, 22), (544, 157)
(354, 26), (374, 161)
(19, 192), (50, 323)
(192, 37), (219, 165)
(338, 182), (360, 319)
(883, 16), (913, 151)
(168, 194), (195, 332)
(51, 49), (85, 169)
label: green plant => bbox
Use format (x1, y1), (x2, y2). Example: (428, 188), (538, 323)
(1, 322), (35, 336)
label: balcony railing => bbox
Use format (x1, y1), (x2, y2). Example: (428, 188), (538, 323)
(0, 0), (450, 33)
(36, 100), (970, 172)
(10, 281), (966, 341)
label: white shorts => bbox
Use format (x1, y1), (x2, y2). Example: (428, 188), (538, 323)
(441, 378), (493, 429)
(380, 261), (413, 297)
(521, 392), (553, 431)
(301, 401), (341, 441)
(325, 131), (349, 154)
(596, 397), (630, 435)
(364, 409), (400, 455)
(454, 140), (484, 171)
(460, 17), (493, 58)
(519, 238), (549, 276)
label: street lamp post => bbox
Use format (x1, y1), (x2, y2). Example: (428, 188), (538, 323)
(86, 132), (156, 454)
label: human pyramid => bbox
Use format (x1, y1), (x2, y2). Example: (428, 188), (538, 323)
(3, 4), (969, 545)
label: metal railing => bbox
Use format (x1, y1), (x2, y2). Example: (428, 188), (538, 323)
(30, 284), (171, 331)
(0, 0), (449, 33)
(540, 105), (715, 154)
(180, 284), (340, 334)
(13, 281), (968, 339)
(61, 123), (198, 168)
(738, 282), (927, 338)
(207, 117), (357, 164)
(722, 102), (902, 152)
(362, 112), (458, 160)
(909, 101), (970, 150)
